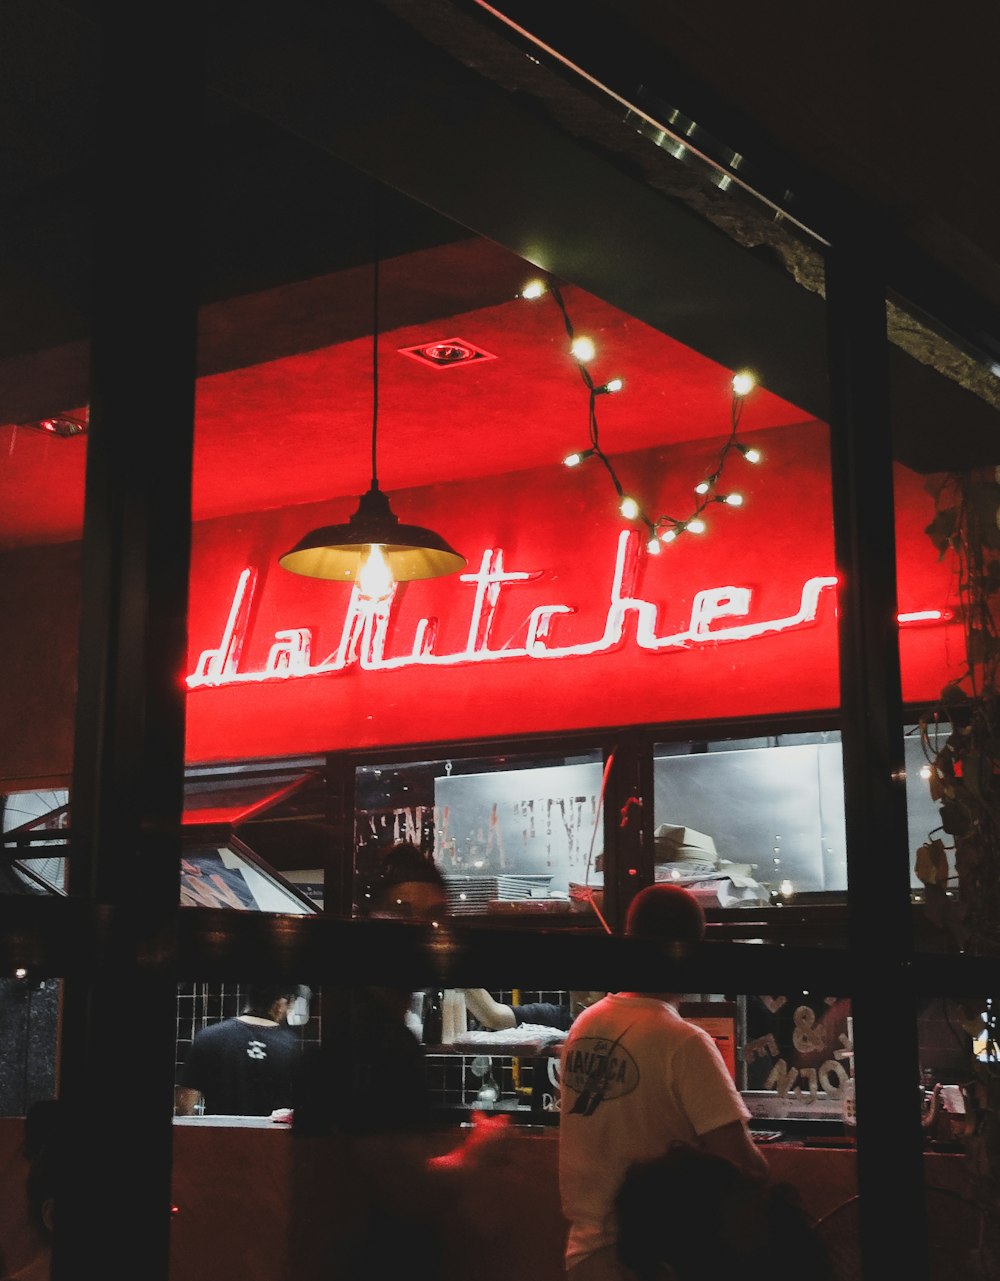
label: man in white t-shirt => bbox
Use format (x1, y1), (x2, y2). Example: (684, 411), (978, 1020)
(558, 884), (768, 1281)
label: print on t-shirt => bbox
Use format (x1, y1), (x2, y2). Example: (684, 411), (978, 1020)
(562, 1032), (638, 1115)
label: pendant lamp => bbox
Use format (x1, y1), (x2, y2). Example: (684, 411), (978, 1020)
(279, 226), (465, 596)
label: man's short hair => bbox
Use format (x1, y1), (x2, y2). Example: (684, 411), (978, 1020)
(625, 884), (706, 945)
(377, 841), (446, 892)
(245, 983), (300, 1015)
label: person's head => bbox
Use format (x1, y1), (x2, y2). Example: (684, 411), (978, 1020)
(615, 1143), (834, 1281)
(368, 841), (449, 923)
(243, 983), (301, 1022)
(625, 884), (706, 951)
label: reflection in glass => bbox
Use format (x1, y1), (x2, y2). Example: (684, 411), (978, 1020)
(354, 749), (604, 918)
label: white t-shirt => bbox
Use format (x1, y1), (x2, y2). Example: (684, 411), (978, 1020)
(558, 993), (750, 1268)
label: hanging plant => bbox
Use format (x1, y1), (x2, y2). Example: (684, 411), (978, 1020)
(918, 468), (1000, 958)
(916, 469), (1000, 1231)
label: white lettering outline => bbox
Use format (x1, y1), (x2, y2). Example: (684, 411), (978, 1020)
(186, 530), (942, 690)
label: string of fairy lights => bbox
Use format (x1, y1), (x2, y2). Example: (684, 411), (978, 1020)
(521, 276), (762, 553)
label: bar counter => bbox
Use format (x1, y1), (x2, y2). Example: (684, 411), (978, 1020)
(0, 1117), (972, 1280)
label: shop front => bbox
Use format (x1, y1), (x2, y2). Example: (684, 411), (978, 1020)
(3, 5), (1000, 1280)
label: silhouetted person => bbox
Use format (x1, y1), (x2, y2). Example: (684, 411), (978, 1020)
(615, 1142), (835, 1281)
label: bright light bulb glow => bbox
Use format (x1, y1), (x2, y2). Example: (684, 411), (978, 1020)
(571, 336), (596, 362)
(733, 370), (756, 396)
(603, 377), (624, 393)
(779, 879), (794, 897)
(687, 517), (706, 534)
(724, 492), (744, 506)
(358, 543), (394, 599)
(620, 496), (640, 520)
(740, 445), (762, 464)
(521, 280), (546, 300)
(646, 537), (661, 554)
(564, 451), (586, 467)
(660, 528), (677, 543)
(695, 481), (710, 495)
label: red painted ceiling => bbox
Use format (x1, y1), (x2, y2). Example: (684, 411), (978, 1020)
(0, 238), (809, 552)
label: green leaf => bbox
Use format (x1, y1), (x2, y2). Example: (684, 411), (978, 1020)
(925, 509), (959, 557)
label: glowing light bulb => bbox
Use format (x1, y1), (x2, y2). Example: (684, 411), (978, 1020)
(571, 336), (596, 363)
(738, 444), (762, 464)
(646, 537), (661, 555)
(599, 377), (624, 394)
(687, 517), (706, 534)
(660, 528), (678, 543)
(620, 496), (640, 520)
(723, 492), (744, 506)
(732, 370), (756, 396)
(779, 879), (794, 897)
(695, 480), (711, 495)
(521, 280), (546, 300)
(563, 449), (592, 467)
(358, 543), (394, 599)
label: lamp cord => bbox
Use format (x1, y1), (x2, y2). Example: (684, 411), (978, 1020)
(371, 236), (380, 490)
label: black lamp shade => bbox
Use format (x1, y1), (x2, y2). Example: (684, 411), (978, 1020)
(279, 483), (466, 582)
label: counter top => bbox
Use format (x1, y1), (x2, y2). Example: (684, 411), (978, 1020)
(173, 1114), (289, 1128)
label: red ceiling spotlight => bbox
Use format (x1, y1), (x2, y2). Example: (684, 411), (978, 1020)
(397, 337), (497, 369)
(22, 411), (88, 438)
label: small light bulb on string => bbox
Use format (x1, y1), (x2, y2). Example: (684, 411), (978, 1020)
(521, 279), (547, 300)
(563, 448), (594, 468)
(571, 335), (596, 363)
(358, 543), (395, 600)
(529, 274), (764, 554)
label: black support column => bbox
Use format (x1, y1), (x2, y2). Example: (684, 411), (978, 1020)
(54, 10), (203, 1280)
(826, 238), (929, 1281)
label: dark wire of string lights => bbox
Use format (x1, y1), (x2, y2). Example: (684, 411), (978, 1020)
(522, 275), (762, 554)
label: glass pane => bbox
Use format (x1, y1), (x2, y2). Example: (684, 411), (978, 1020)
(1, 770), (324, 912)
(0, 976), (60, 1116)
(354, 748), (605, 920)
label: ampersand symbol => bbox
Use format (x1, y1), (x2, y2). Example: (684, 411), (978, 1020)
(792, 1005), (826, 1053)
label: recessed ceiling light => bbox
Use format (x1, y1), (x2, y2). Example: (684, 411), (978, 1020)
(397, 337), (497, 369)
(22, 411), (88, 438)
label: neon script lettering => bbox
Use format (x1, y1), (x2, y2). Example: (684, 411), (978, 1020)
(187, 529), (935, 690)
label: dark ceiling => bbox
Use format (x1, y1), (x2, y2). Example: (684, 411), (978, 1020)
(2, 1), (999, 553)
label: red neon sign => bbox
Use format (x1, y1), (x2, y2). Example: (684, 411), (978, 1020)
(188, 531), (845, 689)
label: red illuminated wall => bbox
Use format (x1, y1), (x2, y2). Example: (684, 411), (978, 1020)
(0, 420), (964, 786)
(181, 421), (961, 763)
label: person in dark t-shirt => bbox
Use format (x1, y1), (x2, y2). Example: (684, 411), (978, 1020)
(175, 983), (302, 1116)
